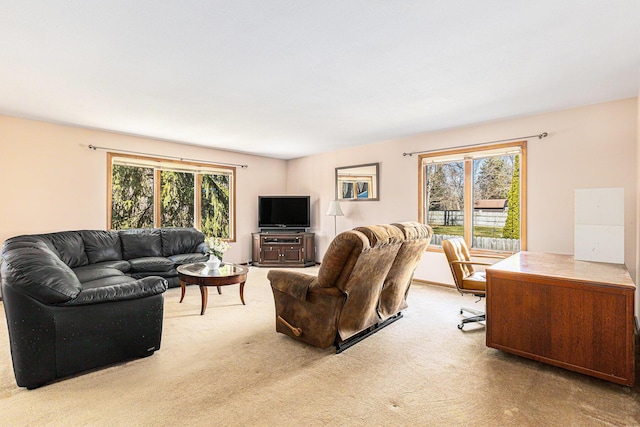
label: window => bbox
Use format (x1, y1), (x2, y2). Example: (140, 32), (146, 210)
(418, 141), (526, 253)
(108, 153), (235, 240)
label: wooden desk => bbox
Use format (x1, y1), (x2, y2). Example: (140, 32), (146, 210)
(486, 252), (635, 386)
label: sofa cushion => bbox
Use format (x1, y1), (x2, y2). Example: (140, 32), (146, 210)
(168, 253), (209, 265)
(120, 229), (162, 259)
(160, 228), (206, 257)
(130, 270), (177, 280)
(128, 257), (174, 273)
(72, 266), (125, 284)
(43, 231), (88, 268)
(71, 259), (131, 273)
(80, 230), (122, 264)
(80, 275), (139, 290)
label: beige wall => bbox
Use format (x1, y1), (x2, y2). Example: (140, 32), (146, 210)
(1, 99), (638, 316)
(287, 98), (638, 290)
(0, 115), (288, 264)
(637, 91), (640, 320)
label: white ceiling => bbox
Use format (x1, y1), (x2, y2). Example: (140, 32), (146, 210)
(1, 2), (639, 160)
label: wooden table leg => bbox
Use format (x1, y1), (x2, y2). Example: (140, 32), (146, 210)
(217, 286), (222, 295)
(239, 281), (246, 305)
(179, 280), (186, 303)
(199, 285), (209, 315)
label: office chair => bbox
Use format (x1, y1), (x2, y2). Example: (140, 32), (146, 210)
(442, 237), (503, 330)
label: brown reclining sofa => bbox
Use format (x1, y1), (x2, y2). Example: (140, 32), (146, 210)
(268, 222), (432, 352)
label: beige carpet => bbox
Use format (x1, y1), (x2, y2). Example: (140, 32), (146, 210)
(0, 266), (638, 426)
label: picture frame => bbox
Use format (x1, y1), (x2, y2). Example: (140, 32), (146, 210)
(335, 163), (379, 201)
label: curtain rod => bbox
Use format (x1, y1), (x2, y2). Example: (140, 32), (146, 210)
(402, 132), (548, 157)
(88, 144), (249, 168)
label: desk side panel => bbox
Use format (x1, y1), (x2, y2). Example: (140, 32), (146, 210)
(486, 270), (634, 386)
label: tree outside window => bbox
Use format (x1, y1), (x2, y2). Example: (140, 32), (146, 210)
(201, 173), (230, 238)
(111, 164), (154, 229)
(161, 171), (195, 228)
(108, 154), (235, 240)
(419, 142), (526, 253)
(424, 161), (464, 237)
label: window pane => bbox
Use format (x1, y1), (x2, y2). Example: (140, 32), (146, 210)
(111, 164), (154, 229)
(108, 154), (236, 238)
(160, 171), (194, 227)
(201, 173), (230, 238)
(424, 161), (464, 246)
(471, 154), (520, 251)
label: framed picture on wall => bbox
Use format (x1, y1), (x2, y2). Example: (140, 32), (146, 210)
(335, 163), (379, 201)
(341, 182), (354, 199)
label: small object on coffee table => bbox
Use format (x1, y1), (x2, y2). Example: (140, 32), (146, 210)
(206, 254), (221, 270)
(177, 263), (249, 315)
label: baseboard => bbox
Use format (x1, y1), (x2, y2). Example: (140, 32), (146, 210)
(412, 278), (455, 289)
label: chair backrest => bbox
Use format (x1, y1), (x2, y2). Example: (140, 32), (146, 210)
(442, 237), (474, 292)
(377, 222), (432, 320)
(337, 225), (405, 340)
(317, 230), (370, 290)
(317, 225), (405, 341)
(315, 223), (433, 342)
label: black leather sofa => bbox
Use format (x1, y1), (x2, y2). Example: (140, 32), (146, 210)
(0, 227), (209, 389)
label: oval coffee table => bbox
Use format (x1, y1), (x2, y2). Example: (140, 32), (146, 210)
(177, 263), (249, 315)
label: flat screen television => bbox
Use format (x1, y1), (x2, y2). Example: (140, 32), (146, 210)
(258, 196), (310, 230)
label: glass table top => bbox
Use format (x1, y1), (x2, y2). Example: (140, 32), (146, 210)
(177, 263), (248, 278)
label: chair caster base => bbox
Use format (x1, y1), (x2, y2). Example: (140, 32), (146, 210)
(457, 313), (486, 330)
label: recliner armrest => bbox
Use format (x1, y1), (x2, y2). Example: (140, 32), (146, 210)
(267, 270), (319, 301)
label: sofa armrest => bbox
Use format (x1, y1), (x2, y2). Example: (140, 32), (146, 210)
(196, 242), (209, 255)
(267, 270), (320, 301)
(1, 245), (81, 304)
(63, 276), (168, 306)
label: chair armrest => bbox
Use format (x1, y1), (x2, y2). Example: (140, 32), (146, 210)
(477, 254), (508, 260)
(450, 260), (494, 267)
(267, 270), (319, 301)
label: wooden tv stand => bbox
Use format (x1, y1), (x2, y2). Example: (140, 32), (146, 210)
(251, 232), (315, 267)
(486, 252), (635, 386)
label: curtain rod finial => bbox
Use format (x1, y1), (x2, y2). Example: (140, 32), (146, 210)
(88, 144), (96, 150)
(539, 132), (548, 139)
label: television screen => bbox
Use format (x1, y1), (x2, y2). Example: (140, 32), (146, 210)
(258, 196), (310, 229)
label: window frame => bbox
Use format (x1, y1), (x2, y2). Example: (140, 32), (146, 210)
(418, 140), (527, 255)
(107, 153), (236, 241)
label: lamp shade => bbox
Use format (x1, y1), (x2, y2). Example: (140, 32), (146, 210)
(326, 200), (344, 216)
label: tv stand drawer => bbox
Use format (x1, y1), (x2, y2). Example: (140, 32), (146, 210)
(262, 236), (301, 244)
